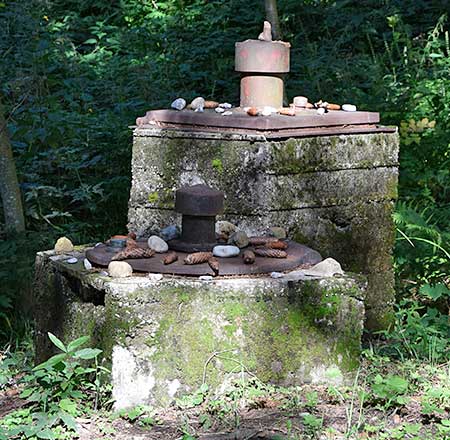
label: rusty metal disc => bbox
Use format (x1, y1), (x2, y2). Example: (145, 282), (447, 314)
(85, 240), (322, 276)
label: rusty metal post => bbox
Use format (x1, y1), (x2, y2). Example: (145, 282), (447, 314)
(170, 184), (224, 252)
(235, 37), (290, 109)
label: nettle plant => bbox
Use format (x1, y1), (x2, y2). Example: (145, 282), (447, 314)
(1, 333), (106, 440)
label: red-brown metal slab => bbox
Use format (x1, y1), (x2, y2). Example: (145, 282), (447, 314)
(85, 240), (322, 276)
(137, 108), (380, 132)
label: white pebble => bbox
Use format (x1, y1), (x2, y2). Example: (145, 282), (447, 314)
(66, 258), (78, 264)
(99, 271), (109, 277)
(190, 97), (205, 112)
(293, 96), (308, 107)
(148, 273), (163, 281)
(108, 261), (133, 278)
(95, 242), (102, 247)
(219, 102), (232, 109)
(199, 275), (214, 281)
(316, 108), (326, 115)
(222, 111), (233, 116)
(83, 258), (92, 270)
(342, 104), (357, 112)
(270, 272), (284, 279)
(215, 107), (225, 113)
(171, 98), (186, 111)
(213, 245), (240, 258)
(147, 235), (169, 253)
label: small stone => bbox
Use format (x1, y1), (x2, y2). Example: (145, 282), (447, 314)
(171, 98), (186, 111)
(228, 230), (249, 248)
(222, 111), (233, 116)
(95, 242), (102, 247)
(305, 102), (314, 109)
(270, 272), (284, 279)
(262, 106), (277, 116)
(342, 104), (357, 112)
(66, 258), (78, 264)
(213, 245), (240, 258)
(147, 235), (169, 253)
(215, 107), (225, 113)
(148, 273), (163, 282)
(316, 107), (326, 115)
(83, 258), (92, 270)
(268, 227), (287, 239)
(190, 97), (205, 112)
(216, 221), (237, 238)
(327, 103), (340, 110)
(219, 102), (232, 109)
(204, 100), (219, 109)
(247, 107), (260, 116)
(279, 107), (296, 116)
(293, 96), (308, 108)
(302, 258), (344, 278)
(99, 270), (109, 277)
(54, 237), (74, 254)
(160, 225), (180, 242)
(108, 261), (133, 278)
(199, 275), (213, 281)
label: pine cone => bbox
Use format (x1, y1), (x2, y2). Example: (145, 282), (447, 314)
(254, 248), (287, 259)
(249, 236), (279, 246)
(112, 246), (155, 261)
(242, 250), (255, 264)
(208, 257), (219, 275)
(264, 240), (288, 250)
(162, 251), (178, 265)
(184, 252), (213, 265)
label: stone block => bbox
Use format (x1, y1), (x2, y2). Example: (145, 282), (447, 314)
(128, 128), (399, 331)
(33, 248), (366, 409)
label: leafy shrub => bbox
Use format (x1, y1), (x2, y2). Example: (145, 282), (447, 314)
(0, 332), (107, 439)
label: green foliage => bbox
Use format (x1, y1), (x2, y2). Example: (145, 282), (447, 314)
(377, 300), (450, 363)
(370, 374), (410, 409)
(0, 333), (107, 439)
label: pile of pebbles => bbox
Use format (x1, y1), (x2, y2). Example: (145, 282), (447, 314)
(170, 95), (358, 118)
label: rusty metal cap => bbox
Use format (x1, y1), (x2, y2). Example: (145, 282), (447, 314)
(175, 184), (224, 216)
(235, 40), (290, 74)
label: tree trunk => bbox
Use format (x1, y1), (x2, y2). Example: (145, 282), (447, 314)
(265, 0), (281, 40)
(0, 100), (25, 235)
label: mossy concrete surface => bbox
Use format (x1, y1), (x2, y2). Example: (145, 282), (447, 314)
(33, 248), (366, 409)
(128, 128), (399, 331)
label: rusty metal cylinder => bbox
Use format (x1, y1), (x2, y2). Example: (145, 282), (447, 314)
(235, 39), (290, 109)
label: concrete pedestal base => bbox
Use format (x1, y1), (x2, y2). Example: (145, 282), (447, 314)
(34, 247), (366, 409)
(128, 129), (399, 330)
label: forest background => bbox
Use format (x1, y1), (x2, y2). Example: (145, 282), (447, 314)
(0, 0), (449, 353)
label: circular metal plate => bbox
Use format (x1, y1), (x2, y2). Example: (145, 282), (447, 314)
(85, 240), (322, 276)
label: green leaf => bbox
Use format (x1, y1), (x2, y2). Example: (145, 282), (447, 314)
(59, 398), (78, 415)
(83, 38), (97, 44)
(419, 283), (450, 300)
(36, 428), (55, 439)
(20, 387), (34, 398)
(67, 336), (90, 353)
(48, 332), (67, 353)
(59, 412), (78, 431)
(33, 353), (67, 371)
(73, 348), (102, 360)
